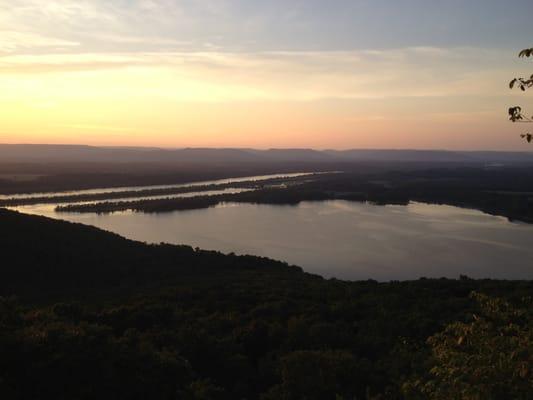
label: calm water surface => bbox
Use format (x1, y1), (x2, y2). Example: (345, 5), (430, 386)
(14, 200), (533, 281)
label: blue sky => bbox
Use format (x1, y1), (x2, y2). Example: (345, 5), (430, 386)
(3, 0), (532, 52)
(175, 0), (533, 51)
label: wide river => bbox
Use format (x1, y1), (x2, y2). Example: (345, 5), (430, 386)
(13, 199), (533, 281)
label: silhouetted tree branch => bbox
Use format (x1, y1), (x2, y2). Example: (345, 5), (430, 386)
(509, 47), (533, 142)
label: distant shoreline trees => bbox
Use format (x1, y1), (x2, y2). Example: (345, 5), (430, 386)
(509, 47), (533, 142)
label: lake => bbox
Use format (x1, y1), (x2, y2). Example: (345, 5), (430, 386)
(13, 200), (533, 281)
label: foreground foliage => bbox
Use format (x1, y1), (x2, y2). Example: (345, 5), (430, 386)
(0, 209), (532, 399)
(404, 293), (533, 399)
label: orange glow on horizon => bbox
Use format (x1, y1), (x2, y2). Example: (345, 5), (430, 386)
(0, 49), (530, 151)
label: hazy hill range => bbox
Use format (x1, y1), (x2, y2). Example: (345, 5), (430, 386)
(2, 144), (533, 195)
(1, 144), (533, 164)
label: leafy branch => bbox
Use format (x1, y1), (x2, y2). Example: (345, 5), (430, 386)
(509, 47), (533, 142)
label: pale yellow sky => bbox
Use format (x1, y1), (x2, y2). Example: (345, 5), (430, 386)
(1, 1), (532, 150)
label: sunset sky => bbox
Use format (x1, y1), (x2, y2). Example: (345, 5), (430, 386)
(1, 0), (533, 150)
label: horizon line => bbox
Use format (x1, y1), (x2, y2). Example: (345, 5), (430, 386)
(1, 143), (533, 154)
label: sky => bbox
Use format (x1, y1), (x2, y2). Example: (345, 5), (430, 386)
(1, 0), (533, 150)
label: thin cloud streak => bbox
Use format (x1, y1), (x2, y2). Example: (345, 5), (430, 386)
(0, 47), (524, 102)
(0, 31), (79, 53)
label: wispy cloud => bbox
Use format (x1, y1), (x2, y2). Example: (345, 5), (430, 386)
(0, 30), (79, 53)
(0, 0), (225, 53)
(2, 0), (532, 54)
(0, 47), (523, 102)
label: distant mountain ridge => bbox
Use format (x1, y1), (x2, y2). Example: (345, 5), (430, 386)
(1, 144), (533, 164)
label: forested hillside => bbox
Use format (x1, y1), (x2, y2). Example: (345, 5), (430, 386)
(0, 209), (531, 399)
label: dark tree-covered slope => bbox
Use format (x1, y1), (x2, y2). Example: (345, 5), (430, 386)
(0, 208), (302, 302)
(0, 208), (531, 399)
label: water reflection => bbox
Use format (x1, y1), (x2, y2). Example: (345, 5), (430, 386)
(12, 200), (533, 281)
